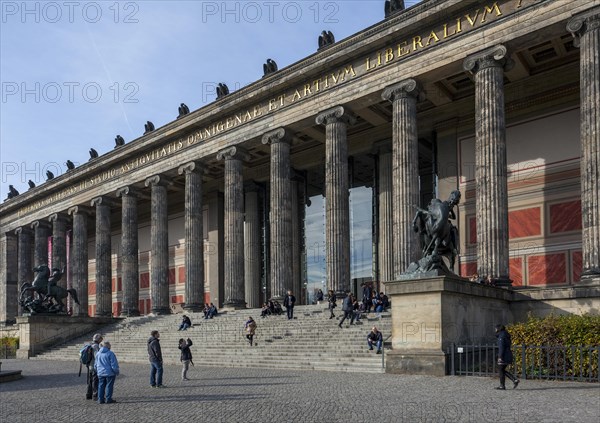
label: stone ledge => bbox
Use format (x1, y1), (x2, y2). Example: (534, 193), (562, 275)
(512, 284), (600, 301)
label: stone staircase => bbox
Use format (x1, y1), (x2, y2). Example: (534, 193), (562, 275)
(31, 305), (393, 373)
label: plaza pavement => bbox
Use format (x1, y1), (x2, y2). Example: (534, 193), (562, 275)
(0, 359), (598, 423)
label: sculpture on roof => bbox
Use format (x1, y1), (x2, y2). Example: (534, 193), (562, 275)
(178, 103), (190, 118)
(263, 59), (278, 76)
(144, 121), (155, 134)
(403, 190), (461, 277)
(216, 83), (229, 99)
(6, 185), (19, 200)
(19, 264), (80, 314)
(115, 135), (125, 148)
(66, 160), (75, 171)
(384, 0), (405, 18)
(318, 31), (335, 49)
(89, 148), (99, 160)
(28, 180), (36, 189)
(46, 170), (54, 180)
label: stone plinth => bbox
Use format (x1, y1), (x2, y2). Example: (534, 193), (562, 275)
(384, 275), (512, 376)
(16, 315), (116, 359)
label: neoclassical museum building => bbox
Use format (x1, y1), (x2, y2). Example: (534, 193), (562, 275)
(1, 0), (599, 324)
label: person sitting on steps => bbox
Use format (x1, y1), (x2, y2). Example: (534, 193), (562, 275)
(367, 326), (383, 354)
(178, 315), (192, 331)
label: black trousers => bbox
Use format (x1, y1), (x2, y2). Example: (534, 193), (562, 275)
(286, 306), (294, 320)
(339, 310), (355, 326)
(86, 368), (99, 399)
(498, 364), (517, 387)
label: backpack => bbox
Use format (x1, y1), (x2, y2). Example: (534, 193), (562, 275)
(78, 344), (94, 377)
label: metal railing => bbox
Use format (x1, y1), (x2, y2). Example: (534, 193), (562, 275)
(447, 343), (600, 382)
(381, 334), (392, 368)
(0, 344), (18, 359)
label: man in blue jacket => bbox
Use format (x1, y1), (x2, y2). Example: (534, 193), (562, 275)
(148, 330), (164, 387)
(94, 341), (120, 404)
(495, 324), (520, 390)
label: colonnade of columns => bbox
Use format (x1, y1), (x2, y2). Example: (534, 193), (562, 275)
(3, 17), (600, 323)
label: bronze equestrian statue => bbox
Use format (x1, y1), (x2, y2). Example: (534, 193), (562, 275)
(19, 264), (80, 314)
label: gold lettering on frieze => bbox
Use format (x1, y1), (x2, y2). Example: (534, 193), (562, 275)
(304, 83), (312, 96)
(465, 9), (480, 27)
(426, 30), (440, 46)
(482, 3), (502, 22)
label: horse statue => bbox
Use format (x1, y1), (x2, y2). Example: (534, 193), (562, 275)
(19, 264), (80, 314)
(406, 190), (461, 275)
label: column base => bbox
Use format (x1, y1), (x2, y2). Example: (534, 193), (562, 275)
(120, 309), (140, 317)
(151, 308), (171, 315)
(385, 350), (447, 376)
(183, 304), (204, 312)
(222, 299), (246, 310)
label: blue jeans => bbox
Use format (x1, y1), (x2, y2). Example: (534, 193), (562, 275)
(97, 375), (116, 403)
(179, 323), (190, 330)
(150, 361), (163, 386)
(286, 307), (294, 319)
(367, 339), (382, 351)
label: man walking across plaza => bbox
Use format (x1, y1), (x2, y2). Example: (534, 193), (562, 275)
(495, 324), (519, 390)
(148, 330), (164, 387)
(338, 291), (355, 328)
(283, 290), (296, 320)
(94, 341), (120, 404)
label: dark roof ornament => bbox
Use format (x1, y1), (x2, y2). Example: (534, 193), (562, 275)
(318, 31), (335, 50)
(115, 135), (125, 148)
(66, 160), (75, 171)
(216, 83), (229, 99)
(263, 59), (278, 77)
(144, 121), (155, 134)
(384, 0), (405, 18)
(178, 103), (190, 118)
(6, 185), (19, 200)
(28, 180), (36, 189)
(46, 170), (54, 180)
(89, 148), (99, 160)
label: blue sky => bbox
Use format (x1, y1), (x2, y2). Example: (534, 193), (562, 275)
(1, 0), (422, 198)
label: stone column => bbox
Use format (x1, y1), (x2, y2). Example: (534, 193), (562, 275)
(464, 45), (512, 286)
(31, 220), (51, 267)
(382, 79), (422, 278)
(15, 227), (33, 288)
(262, 128), (293, 300)
(116, 187), (140, 316)
(0, 233), (18, 324)
(568, 10), (600, 281)
(316, 106), (356, 296)
(68, 205), (92, 316)
(376, 142), (394, 282)
(291, 178), (302, 301)
(145, 175), (171, 315)
(48, 213), (69, 289)
(244, 182), (261, 308)
(217, 146), (248, 308)
(178, 162), (206, 311)
(91, 197), (113, 317)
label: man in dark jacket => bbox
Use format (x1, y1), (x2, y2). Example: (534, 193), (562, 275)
(283, 290), (296, 320)
(338, 292), (355, 328)
(85, 333), (103, 400)
(148, 330), (164, 387)
(362, 283), (372, 313)
(367, 326), (383, 354)
(178, 338), (193, 381)
(495, 324), (519, 390)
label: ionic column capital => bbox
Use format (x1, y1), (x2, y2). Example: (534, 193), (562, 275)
(178, 161), (207, 176)
(315, 105), (356, 126)
(48, 212), (69, 224)
(261, 127), (291, 145)
(463, 45), (513, 74)
(68, 205), (94, 216)
(381, 78), (423, 102)
(91, 196), (118, 208)
(216, 146), (250, 162)
(371, 140), (392, 155)
(116, 186), (146, 199)
(14, 226), (33, 237)
(144, 174), (172, 188)
(567, 9), (600, 47)
(31, 220), (51, 230)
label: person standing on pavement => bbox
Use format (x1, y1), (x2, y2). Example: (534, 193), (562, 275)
(495, 324), (520, 390)
(338, 292), (355, 328)
(178, 337), (193, 381)
(86, 333), (103, 401)
(283, 290), (296, 320)
(148, 330), (164, 387)
(94, 341), (120, 404)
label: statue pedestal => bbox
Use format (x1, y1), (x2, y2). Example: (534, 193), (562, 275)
(16, 315), (117, 358)
(384, 275), (512, 376)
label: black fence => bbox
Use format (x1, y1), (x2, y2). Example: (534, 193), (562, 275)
(0, 344), (18, 359)
(447, 343), (600, 382)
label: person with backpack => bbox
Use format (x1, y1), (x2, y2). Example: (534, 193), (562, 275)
(148, 330), (164, 387)
(80, 333), (103, 400)
(178, 338), (193, 381)
(94, 341), (120, 404)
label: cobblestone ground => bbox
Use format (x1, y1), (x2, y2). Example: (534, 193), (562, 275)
(0, 359), (599, 423)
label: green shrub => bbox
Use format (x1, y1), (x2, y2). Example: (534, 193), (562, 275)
(508, 314), (600, 380)
(0, 337), (19, 348)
